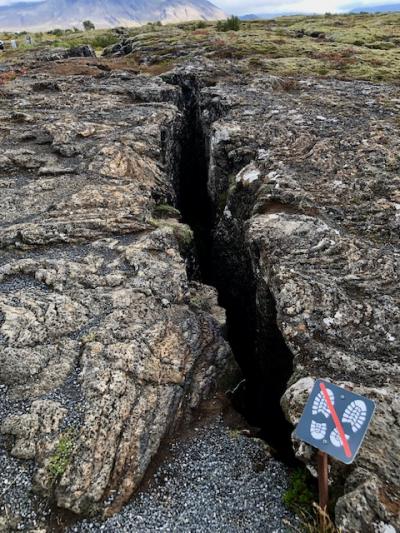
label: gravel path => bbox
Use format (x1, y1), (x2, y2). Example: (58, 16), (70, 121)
(72, 419), (298, 533)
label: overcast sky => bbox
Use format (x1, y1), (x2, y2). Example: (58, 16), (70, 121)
(216, 0), (400, 15)
(0, 0), (399, 14)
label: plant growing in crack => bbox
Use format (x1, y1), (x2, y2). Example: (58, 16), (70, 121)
(283, 467), (316, 512)
(283, 468), (342, 532)
(48, 428), (77, 482)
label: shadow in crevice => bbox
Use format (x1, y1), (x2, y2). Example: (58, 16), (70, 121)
(173, 75), (296, 463)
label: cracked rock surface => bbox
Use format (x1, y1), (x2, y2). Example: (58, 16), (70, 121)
(197, 71), (399, 532)
(0, 69), (232, 525)
(0, 54), (399, 533)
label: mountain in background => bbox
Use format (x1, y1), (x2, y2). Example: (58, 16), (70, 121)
(0, 0), (226, 31)
(239, 13), (299, 20)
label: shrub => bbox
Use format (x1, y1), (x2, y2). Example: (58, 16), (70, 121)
(48, 28), (64, 36)
(83, 20), (95, 31)
(216, 16), (241, 32)
(91, 33), (120, 49)
(196, 20), (208, 29)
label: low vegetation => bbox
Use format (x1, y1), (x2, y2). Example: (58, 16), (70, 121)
(287, 504), (342, 533)
(283, 467), (343, 532)
(283, 467), (317, 513)
(216, 15), (241, 32)
(0, 12), (399, 81)
(48, 428), (77, 481)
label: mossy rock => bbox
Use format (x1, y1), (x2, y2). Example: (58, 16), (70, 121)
(149, 218), (194, 250)
(152, 204), (181, 220)
(367, 41), (396, 49)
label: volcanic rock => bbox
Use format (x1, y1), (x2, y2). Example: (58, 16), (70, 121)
(0, 53), (398, 533)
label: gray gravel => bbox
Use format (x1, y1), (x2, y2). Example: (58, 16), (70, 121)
(72, 419), (298, 533)
(0, 384), (49, 531)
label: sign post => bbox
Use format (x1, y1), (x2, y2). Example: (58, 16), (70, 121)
(294, 379), (375, 520)
(317, 450), (328, 511)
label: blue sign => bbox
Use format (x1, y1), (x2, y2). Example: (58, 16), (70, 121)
(294, 379), (375, 464)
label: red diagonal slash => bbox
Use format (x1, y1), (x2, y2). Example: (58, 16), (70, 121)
(320, 382), (352, 458)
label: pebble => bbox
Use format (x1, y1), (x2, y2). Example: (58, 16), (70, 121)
(72, 420), (298, 532)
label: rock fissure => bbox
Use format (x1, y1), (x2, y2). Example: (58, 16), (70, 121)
(0, 58), (398, 531)
(171, 74), (295, 459)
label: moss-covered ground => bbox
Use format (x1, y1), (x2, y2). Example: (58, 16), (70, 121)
(1, 13), (400, 81)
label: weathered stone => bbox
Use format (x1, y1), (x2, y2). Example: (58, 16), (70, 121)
(0, 50), (398, 532)
(0, 68), (232, 520)
(198, 73), (399, 531)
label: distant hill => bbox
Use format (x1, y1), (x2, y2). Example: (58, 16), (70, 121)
(240, 5), (400, 20)
(240, 14), (268, 20)
(239, 12), (301, 20)
(0, 0), (226, 31)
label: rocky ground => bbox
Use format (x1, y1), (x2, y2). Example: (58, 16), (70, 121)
(71, 415), (298, 533)
(0, 64), (239, 524)
(0, 27), (399, 533)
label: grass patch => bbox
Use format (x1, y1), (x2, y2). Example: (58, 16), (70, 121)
(48, 428), (77, 481)
(283, 467), (317, 513)
(287, 503), (342, 532)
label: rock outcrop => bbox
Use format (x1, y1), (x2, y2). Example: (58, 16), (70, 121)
(0, 69), (232, 524)
(195, 72), (399, 532)
(0, 53), (399, 533)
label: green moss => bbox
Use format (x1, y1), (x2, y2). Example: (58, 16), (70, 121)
(2, 12), (400, 82)
(366, 41), (396, 49)
(172, 223), (194, 248)
(152, 204), (181, 220)
(48, 429), (77, 480)
(149, 218), (193, 249)
(189, 294), (211, 311)
(283, 467), (317, 513)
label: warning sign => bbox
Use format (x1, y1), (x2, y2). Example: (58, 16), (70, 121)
(294, 379), (375, 464)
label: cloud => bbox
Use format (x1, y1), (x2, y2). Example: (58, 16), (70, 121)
(0, 0), (399, 14)
(215, 0), (400, 14)
(0, 0), (42, 4)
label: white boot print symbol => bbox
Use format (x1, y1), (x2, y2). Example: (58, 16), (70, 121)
(342, 400), (367, 433)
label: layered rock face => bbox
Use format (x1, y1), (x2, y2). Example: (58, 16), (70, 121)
(0, 70), (232, 521)
(195, 73), (400, 531)
(0, 56), (399, 532)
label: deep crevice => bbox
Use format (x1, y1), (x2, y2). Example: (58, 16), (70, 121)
(172, 75), (295, 463)
(173, 75), (216, 285)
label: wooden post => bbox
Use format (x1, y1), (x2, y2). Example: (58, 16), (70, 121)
(317, 451), (329, 528)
